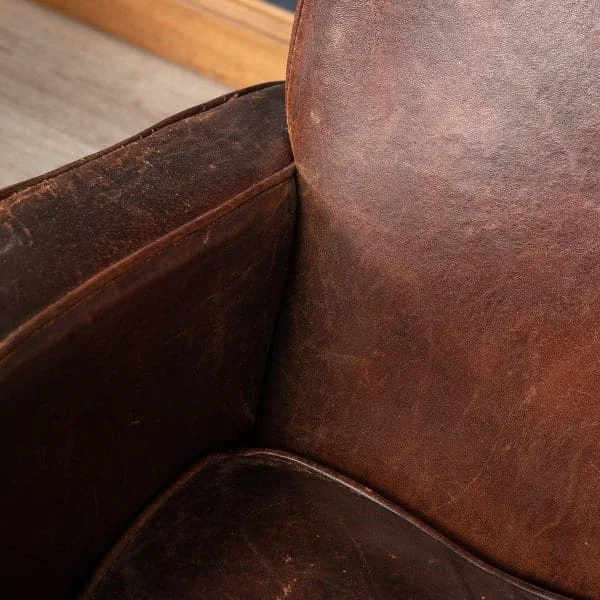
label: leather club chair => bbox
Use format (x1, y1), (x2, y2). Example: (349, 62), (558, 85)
(2, 1), (598, 598)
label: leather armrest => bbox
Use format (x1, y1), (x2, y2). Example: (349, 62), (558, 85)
(0, 83), (296, 597)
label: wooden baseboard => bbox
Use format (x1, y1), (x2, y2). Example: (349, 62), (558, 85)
(37, 0), (294, 88)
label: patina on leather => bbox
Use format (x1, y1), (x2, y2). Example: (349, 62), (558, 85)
(83, 451), (561, 600)
(0, 84), (296, 599)
(2, 1), (599, 597)
(259, 2), (600, 597)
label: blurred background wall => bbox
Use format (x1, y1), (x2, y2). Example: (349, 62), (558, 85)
(1, 0), (297, 185)
(271, 0), (296, 8)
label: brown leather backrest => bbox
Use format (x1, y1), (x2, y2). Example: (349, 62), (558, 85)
(259, 2), (600, 597)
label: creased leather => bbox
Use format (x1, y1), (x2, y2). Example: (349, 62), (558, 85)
(0, 84), (296, 599)
(259, 2), (600, 597)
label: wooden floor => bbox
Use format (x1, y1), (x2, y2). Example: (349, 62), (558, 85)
(0, 0), (230, 188)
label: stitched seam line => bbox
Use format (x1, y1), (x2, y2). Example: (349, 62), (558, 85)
(82, 448), (567, 600)
(0, 165), (295, 364)
(239, 450), (569, 600)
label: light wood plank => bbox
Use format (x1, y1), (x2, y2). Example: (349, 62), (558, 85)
(0, 0), (230, 187)
(37, 0), (295, 88)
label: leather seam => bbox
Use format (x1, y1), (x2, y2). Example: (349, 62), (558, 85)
(81, 448), (568, 600)
(0, 164), (296, 364)
(284, 0), (308, 146)
(80, 452), (231, 597)
(233, 450), (570, 600)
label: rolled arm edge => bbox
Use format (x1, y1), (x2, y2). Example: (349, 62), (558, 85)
(0, 82), (297, 598)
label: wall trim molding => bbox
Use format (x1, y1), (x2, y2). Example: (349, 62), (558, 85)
(38, 0), (294, 87)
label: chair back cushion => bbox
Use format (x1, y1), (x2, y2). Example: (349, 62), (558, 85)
(260, 2), (600, 597)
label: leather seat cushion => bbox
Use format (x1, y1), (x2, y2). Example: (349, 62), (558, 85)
(83, 450), (559, 599)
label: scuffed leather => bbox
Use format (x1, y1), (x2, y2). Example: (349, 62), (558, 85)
(0, 84), (296, 598)
(83, 450), (565, 600)
(0, 84), (290, 338)
(259, 2), (600, 597)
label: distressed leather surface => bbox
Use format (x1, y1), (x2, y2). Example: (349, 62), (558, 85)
(83, 450), (564, 600)
(0, 84), (290, 338)
(259, 2), (600, 597)
(0, 84), (296, 598)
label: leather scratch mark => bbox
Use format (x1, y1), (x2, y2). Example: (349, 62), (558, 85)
(339, 518), (382, 600)
(242, 533), (284, 589)
(0, 210), (33, 255)
(0, 223), (18, 256)
(276, 578), (298, 600)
